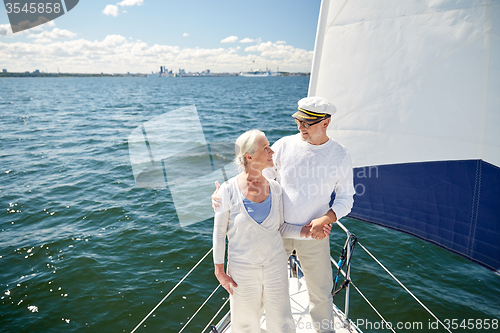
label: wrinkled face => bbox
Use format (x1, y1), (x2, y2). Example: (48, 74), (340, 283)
(246, 135), (274, 171)
(295, 118), (328, 144)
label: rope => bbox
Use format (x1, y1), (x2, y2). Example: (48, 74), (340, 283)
(201, 297), (230, 333)
(350, 280), (397, 333)
(331, 255), (391, 332)
(130, 248), (213, 333)
(358, 241), (452, 333)
(179, 284), (221, 333)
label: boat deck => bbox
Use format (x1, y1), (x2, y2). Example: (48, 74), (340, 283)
(261, 275), (357, 333)
(216, 263), (360, 333)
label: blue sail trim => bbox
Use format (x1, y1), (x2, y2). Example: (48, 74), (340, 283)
(348, 159), (500, 272)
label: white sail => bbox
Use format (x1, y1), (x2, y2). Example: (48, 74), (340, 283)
(309, 0), (499, 169)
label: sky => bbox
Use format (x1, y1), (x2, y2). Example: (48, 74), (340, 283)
(0, 0), (322, 74)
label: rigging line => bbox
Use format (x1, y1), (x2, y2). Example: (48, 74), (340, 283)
(131, 248), (213, 333)
(331, 254), (400, 332)
(201, 297), (230, 333)
(331, 255), (380, 333)
(357, 242), (453, 333)
(179, 284), (222, 333)
(349, 280), (397, 333)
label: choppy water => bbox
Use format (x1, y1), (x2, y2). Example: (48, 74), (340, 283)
(1, 77), (499, 333)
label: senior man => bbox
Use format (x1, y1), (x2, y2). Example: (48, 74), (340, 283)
(213, 96), (355, 333)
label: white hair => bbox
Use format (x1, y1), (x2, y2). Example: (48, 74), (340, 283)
(234, 129), (266, 168)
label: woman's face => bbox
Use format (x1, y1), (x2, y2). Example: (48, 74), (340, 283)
(246, 135), (274, 171)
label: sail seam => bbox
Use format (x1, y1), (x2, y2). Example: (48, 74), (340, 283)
(309, 0), (332, 96)
(468, 160), (482, 257)
(477, 0), (492, 160)
(468, 0), (491, 257)
(326, 0), (350, 31)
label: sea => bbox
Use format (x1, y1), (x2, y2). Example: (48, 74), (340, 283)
(1, 76), (499, 333)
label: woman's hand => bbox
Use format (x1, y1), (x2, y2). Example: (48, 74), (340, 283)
(323, 223), (332, 237)
(212, 181), (222, 212)
(300, 224), (312, 238)
(214, 264), (237, 295)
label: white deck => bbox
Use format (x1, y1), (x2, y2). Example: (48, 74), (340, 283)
(259, 275), (357, 333)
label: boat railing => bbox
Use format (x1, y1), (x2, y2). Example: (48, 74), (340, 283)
(330, 220), (453, 333)
(329, 220), (356, 326)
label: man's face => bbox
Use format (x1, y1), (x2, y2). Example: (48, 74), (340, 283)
(295, 118), (328, 144)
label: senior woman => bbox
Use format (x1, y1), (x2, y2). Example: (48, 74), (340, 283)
(213, 129), (330, 333)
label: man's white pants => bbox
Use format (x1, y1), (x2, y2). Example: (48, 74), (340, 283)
(228, 250), (295, 333)
(283, 238), (335, 333)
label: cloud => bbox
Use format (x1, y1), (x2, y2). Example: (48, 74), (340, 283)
(104, 0), (144, 17)
(240, 38), (258, 43)
(117, 0), (144, 6)
(276, 41), (286, 44)
(183, 33), (189, 37)
(34, 38), (52, 44)
(0, 24), (13, 37)
(1, 21), (56, 38)
(245, 41), (311, 60)
(0, 36), (313, 73)
(28, 28), (77, 42)
(103, 5), (119, 17)
(32, 21), (56, 31)
(221, 36), (238, 43)
(103, 34), (128, 45)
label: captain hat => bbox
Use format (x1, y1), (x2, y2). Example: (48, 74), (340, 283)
(293, 96), (337, 121)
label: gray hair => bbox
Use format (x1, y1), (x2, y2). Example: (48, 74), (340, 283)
(234, 129), (266, 168)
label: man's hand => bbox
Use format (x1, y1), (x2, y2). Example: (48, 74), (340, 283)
(214, 264), (237, 294)
(211, 181), (221, 212)
(310, 210), (337, 240)
(301, 222), (333, 239)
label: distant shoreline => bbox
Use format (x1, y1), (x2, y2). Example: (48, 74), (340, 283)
(0, 72), (310, 78)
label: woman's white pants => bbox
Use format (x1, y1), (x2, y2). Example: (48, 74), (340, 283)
(228, 250), (295, 333)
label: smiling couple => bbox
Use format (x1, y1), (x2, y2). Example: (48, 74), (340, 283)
(212, 97), (355, 333)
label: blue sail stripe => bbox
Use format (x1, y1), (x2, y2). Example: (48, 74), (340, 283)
(348, 159), (500, 272)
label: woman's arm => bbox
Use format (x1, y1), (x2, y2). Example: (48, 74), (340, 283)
(212, 183), (238, 294)
(213, 183), (229, 264)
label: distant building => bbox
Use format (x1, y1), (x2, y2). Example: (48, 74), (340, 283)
(2, 69), (6, 73)
(33, 69), (40, 73)
(179, 68), (186, 75)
